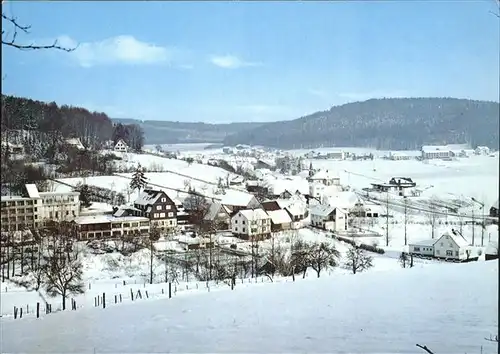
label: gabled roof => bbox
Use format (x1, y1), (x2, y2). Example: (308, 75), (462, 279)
(309, 170), (339, 181)
(134, 189), (169, 206)
(237, 209), (269, 221)
(204, 202), (230, 221)
(115, 139), (128, 147)
(25, 184), (40, 199)
(220, 191), (255, 207)
(410, 239), (438, 247)
(268, 209), (292, 224)
(442, 230), (469, 248)
(310, 205), (336, 217)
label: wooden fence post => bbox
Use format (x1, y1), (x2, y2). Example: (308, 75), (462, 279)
(168, 283), (172, 298)
(20, 307), (23, 318)
(145, 290), (149, 299)
(120, 294), (122, 302)
(115, 295), (117, 304)
(131, 289), (134, 301)
(102, 293), (106, 309)
(36, 302), (40, 318)
(14, 307), (17, 319)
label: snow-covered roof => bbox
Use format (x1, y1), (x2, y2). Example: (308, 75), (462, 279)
(441, 231), (469, 248)
(65, 138), (85, 149)
(25, 184), (40, 199)
(310, 205), (336, 217)
(220, 191), (255, 207)
(74, 215), (149, 225)
(204, 202), (229, 221)
(410, 239), (438, 247)
(268, 209), (292, 224)
(310, 170), (339, 181)
(134, 189), (165, 206)
(238, 209), (269, 221)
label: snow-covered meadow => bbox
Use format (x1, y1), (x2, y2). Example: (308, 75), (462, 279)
(1, 260), (497, 353)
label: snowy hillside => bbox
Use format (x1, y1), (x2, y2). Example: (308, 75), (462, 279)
(1, 260), (497, 353)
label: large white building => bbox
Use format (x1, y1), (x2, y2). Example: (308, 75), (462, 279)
(409, 230), (472, 261)
(1, 184), (80, 232)
(231, 209), (271, 240)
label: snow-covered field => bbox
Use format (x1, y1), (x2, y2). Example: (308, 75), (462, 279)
(1, 260), (497, 353)
(1, 145), (498, 352)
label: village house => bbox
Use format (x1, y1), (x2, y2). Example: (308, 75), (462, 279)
(73, 214), (150, 240)
(1, 141), (25, 159)
(268, 209), (292, 232)
(133, 189), (177, 230)
(1, 184), (80, 232)
(475, 146), (490, 155)
(349, 200), (381, 219)
(203, 202), (231, 230)
(409, 230), (472, 261)
(310, 205), (348, 232)
(308, 170), (340, 186)
(220, 192), (262, 215)
(490, 200), (498, 218)
(231, 209), (271, 240)
(177, 234), (215, 250)
(326, 151), (345, 160)
(114, 139), (129, 153)
(388, 151), (415, 161)
(370, 177), (417, 197)
(65, 138), (85, 150)
(421, 145), (452, 160)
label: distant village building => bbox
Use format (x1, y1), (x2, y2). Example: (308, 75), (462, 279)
(370, 177), (417, 197)
(231, 209), (271, 240)
(268, 209), (292, 232)
(203, 202), (231, 230)
(308, 170), (340, 186)
(310, 205), (347, 232)
(490, 200), (499, 218)
(114, 139), (129, 153)
(65, 138), (85, 150)
(475, 146), (490, 156)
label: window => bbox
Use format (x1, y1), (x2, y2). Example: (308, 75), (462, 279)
(414, 247), (420, 252)
(455, 251), (459, 256)
(446, 250), (453, 257)
(243, 228), (246, 232)
(161, 198), (166, 202)
(157, 205), (162, 210)
(235, 227), (238, 232)
(242, 220), (245, 224)
(449, 243), (453, 247)
(160, 213), (166, 218)
(154, 213), (159, 218)
(234, 220), (238, 223)
(440, 242), (443, 246)
(166, 205), (171, 210)
(168, 212), (173, 217)
(436, 250), (440, 255)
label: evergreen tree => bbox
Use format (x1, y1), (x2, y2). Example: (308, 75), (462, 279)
(130, 163), (148, 197)
(79, 184), (92, 208)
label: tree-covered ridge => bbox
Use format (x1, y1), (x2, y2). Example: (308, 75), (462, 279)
(1, 94), (114, 150)
(223, 97), (500, 150)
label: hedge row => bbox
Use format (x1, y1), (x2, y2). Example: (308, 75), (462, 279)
(334, 235), (385, 254)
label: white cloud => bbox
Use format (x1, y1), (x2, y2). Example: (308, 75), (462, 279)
(209, 55), (261, 69)
(57, 35), (177, 67)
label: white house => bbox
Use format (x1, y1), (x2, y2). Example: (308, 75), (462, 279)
(475, 146), (490, 155)
(231, 209), (271, 240)
(114, 139), (129, 153)
(421, 145), (452, 160)
(308, 170), (340, 186)
(433, 231), (471, 260)
(309, 182), (326, 199)
(410, 230), (472, 261)
(310, 205), (347, 232)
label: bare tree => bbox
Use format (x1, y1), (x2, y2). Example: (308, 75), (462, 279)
(415, 344), (435, 354)
(427, 198), (439, 239)
(384, 191), (390, 246)
(308, 242), (340, 278)
(2, 12), (76, 51)
(399, 252), (408, 268)
(42, 236), (84, 311)
(149, 225), (161, 284)
(344, 245), (374, 274)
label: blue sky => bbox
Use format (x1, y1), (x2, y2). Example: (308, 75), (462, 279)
(2, 1), (499, 123)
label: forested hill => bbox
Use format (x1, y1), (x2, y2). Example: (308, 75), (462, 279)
(112, 118), (264, 145)
(222, 98), (500, 150)
(1, 94), (114, 150)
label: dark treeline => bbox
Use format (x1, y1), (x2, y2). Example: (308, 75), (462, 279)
(0, 95), (144, 193)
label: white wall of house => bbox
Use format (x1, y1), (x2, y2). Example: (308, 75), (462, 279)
(409, 244), (435, 257)
(231, 211), (271, 237)
(434, 234), (469, 260)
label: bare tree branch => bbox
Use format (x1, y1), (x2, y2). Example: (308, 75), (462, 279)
(2, 12), (77, 52)
(416, 344), (435, 354)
